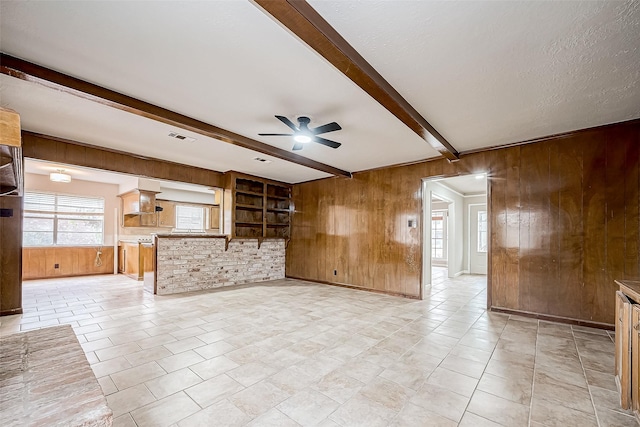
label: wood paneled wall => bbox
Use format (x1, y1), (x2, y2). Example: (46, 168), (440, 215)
(287, 120), (640, 325)
(22, 246), (115, 280)
(21, 132), (223, 188)
(0, 196), (23, 315)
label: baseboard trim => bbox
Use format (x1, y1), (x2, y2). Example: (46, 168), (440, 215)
(0, 307), (23, 317)
(285, 275), (420, 300)
(453, 270), (469, 277)
(490, 306), (614, 330)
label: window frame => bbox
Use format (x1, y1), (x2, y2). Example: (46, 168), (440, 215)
(431, 210), (447, 260)
(477, 209), (488, 253)
(174, 204), (206, 231)
(23, 191), (105, 247)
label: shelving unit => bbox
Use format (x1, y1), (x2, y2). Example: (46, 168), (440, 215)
(225, 172), (291, 239)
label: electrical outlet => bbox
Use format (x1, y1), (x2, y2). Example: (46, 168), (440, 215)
(54, 264), (60, 269)
(334, 270), (337, 276)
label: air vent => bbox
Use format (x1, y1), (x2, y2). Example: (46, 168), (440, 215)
(253, 157), (272, 164)
(168, 132), (196, 143)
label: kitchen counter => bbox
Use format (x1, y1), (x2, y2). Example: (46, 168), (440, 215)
(147, 235), (285, 295)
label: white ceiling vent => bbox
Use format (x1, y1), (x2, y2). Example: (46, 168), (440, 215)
(253, 157), (272, 164)
(168, 132), (196, 143)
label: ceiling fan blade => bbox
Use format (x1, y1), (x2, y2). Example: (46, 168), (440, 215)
(311, 122), (341, 135)
(258, 133), (293, 136)
(275, 115), (299, 132)
(292, 143), (304, 151)
(313, 136), (341, 149)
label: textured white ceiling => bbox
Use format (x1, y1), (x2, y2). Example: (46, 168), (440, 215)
(1, 1), (639, 184)
(309, 0), (640, 151)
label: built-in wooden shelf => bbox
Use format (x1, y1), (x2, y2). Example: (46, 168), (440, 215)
(224, 172), (291, 239)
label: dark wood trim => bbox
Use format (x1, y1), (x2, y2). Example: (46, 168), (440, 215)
(459, 118), (640, 156)
(285, 275), (421, 299)
(253, 0), (459, 161)
(490, 306), (614, 331)
(0, 308), (23, 316)
(1, 53), (351, 178)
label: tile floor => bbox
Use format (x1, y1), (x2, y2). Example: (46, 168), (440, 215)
(0, 268), (638, 427)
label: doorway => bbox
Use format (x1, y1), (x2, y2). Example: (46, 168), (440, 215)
(422, 174), (488, 298)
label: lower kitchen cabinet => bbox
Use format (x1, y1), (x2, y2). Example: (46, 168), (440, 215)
(615, 280), (640, 423)
(119, 241), (154, 281)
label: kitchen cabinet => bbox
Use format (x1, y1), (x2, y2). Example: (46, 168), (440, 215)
(615, 280), (640, 422)
(120, 190), (159, 227)
(119, 241), (154, 281)
(223, 172), (291, 239)
(209, 205), (220, 230)
(157, 200), (175, 228)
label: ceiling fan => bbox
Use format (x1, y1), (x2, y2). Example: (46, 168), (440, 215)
(259, 115), (342, 151)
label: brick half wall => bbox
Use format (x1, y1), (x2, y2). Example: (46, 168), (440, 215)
(156, 238), (285, 295)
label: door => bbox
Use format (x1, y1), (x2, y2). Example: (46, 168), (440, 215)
(469, 204), (488, 274)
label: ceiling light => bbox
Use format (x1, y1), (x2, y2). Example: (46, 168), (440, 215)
(50, 169), (71, 183)
(475, 173), (486, 180)
(294, 134), (312, 143)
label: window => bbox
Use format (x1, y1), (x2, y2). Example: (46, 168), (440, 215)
(175, 205), (205, 231)
(477, 210), (488, 253)
(431, 211), (446, 259)
(23, 192), (104, 246)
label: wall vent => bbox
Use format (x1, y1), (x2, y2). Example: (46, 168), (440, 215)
(168, 132), (196, 142)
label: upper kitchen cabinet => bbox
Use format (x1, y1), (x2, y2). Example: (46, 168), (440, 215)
(224, 172), (291, 239)
(120, 189), (159, 227)
(156, 200), (176, 228)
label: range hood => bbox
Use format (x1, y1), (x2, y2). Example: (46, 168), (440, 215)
(120, 189), (159, 215)
(0, 144), (23, 196)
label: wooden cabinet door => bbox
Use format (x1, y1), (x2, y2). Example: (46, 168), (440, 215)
(209, 206), (220, 230)
(632, 305), (640, 414)
(157, 200), (176, 228)
(616, 291), (632, 409)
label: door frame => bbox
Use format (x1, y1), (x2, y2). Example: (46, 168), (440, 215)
(467, 202), (488, 274)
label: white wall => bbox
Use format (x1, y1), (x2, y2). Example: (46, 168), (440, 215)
(463, 194), (487, 271)
(24, 173), (120, 246)
(157, 188), (216, 205)
(423, 181), (465, 278)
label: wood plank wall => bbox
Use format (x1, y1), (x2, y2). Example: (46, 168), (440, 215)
(21, 132), (223, 188)
(287, 120), (640, 325)
(22, 247), (115, 280)
(0, 196), (23, 315)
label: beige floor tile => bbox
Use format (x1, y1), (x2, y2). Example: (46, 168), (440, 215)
(230, 381), (291, 418)
(425, 367), (479, 398)
(144, 368), (203, 399)
(439, 353), (487, 379)
(112, 413), (137, 427)
(178, 399), (250, 427)
(163, 337), (206, 355)
(533, 371), (594, 414)
(389, 402), (457, 427)
(98, 376), (118, 395)
(246, 408), (301, 426)
(530, 398), (598, 427)
(136, 333), (178, 350)
(157, 350), (205, 373)
(110, 361), (167, 390)
(131, 391), (200, 427)
(185, 373), (245, 407)
(125, 346), (173, 366)
(596, 407), (640, 427)
(189, 354), (239, 380)
(409, 383), (469, 422)
(477, 372), (532, 404)
(95, 342), (143, 362)
(227, 361), (279, 387)
(313, 370), (364, 404)
(91, 356), (133, 378)
(358, 377), (413, 412)
(467, 390), (529, 426)
(584, 369), (618, 392)
(590, 385), (635, 416)
(106, 383), (157, 418)
(379, 361), (431, 391)
(277, 389), (340, 426)
(329, 394), (398, 427)
(458, 412), (503, 427)
(193, 340), (236, 359)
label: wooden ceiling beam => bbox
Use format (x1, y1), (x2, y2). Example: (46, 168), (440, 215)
(253, 0), (459, 161)
(0, 53), (352, 178)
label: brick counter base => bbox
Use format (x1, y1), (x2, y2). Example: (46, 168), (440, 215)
(156, 238), (285, 295)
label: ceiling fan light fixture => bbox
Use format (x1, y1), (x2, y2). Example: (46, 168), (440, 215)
(50, 169), (71, 183)
(294, 134), (312, 143)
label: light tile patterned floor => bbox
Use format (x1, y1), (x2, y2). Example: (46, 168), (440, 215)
(0, 269), (638, 427)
